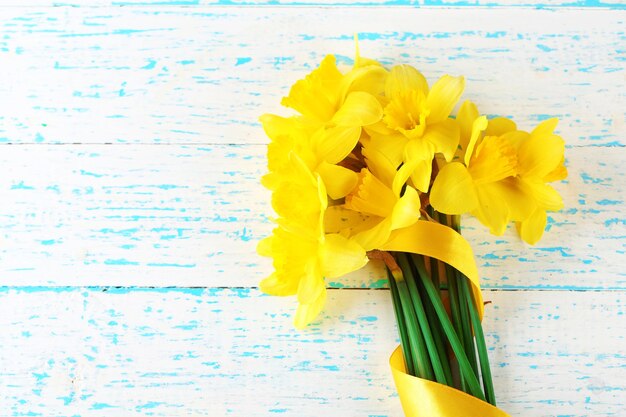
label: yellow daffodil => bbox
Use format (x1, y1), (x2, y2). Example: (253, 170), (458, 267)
(260, 113), (363, 199)
(342, 167), (422, 250)
(513, 118), (567, 244)
(431, 108), (567, 242)
(365, 64), (464, 192)
(261, 52), (389, 200)
(430, 115), (530, 235)
(259, 155), (368, 328)
(280, 54), (386, 147)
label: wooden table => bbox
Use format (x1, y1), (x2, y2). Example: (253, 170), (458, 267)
(0, 2), (624, 416)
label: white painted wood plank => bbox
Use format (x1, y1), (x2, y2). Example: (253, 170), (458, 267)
(0, 145), (623, 288)
(0, 1), (623, 8)
(0, 8), (623, 145)
(0, 288), (623, 416)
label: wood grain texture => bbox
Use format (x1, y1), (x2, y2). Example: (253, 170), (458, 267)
(0, 3), (624, 417)
(0, 145), (623, 288)
(0, 288), (624, 416)
(0, 8), (623, 146)
(0, 1), (624, 8)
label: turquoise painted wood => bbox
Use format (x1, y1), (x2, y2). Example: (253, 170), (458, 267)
(0, 9), (623, 147)
(0, 145), (623, 289)
(0, 288), (624, 415)
(1, 1), (625, 8)
(0, 3), (624, 417)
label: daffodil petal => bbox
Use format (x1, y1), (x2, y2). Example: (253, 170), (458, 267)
(332, 91), (383, 127)
(260, 273), (299, 296)
(294, 286), (327, 329)
(367, 133), (410, 168)
(319, 234), (368, 278)
(297, 261), (324, 305)
(426, 75), (465, 124)
(403, 139), (435, 192)
(281, 55), (342, 123)
(353, 218), (393, 251)
(392, 159), (416, 197)
(531, 118), (558, 137)
(501, 130), (530, 152)
(256, 235), (273, 257)
(353, 36), (383, 69)
(259, 114), (291, 140)
(423, 118), (461, 162)
(261, 172), (280, 190)
(362, 146), (397, 188)
(516, 208), (547, 245)
(272, 181), (320, 229)
(405, 137), (435, 161)
(410, 159), (433, 193)
(430, 162), (478, 215)
(517, 133), (565, 179)
(544, 157), (568, 182)
(473, 183), (511, 235)
(324, 206), (370, 234)
(485, 117), (517, 137)
(520, 179), (564, 211)
(457, 100), (479, 154)
(317, 162), (359, 200)
(385, 64), (429, 99)
(314, 125), (361, 165)
(491, 178), (536, 221)
(464, 116), (488, 166)
(342, 65), (388, 99)
(390, 185), (421, 230)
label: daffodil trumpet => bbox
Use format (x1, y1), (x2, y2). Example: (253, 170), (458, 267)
(258, 41), (566, 417)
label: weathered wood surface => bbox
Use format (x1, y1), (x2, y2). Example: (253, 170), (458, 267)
(0, 4), (624, 417)
(0, 145), (623, 288)
(0, 8), (623, 147)
(0, 1), (624, 7)
(0, 288), (624, 416)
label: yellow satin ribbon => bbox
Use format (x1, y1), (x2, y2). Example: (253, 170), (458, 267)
(380, 220), (484, 319)
(382, 221), (511, 416)
(390, 346), (511, 417)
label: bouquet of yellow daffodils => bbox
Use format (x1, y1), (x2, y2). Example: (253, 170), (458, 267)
(258, 42), (567, 416)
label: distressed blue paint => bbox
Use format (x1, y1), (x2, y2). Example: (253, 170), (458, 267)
(173, 321), (199, 330)
(99, 0), (626, 6)
(536, 44), (554, 52)
(32, 372), (49, 382)
(146, 262), (197, 268)
(11, 181), (35, 190)
(235, 57), (252, 66)
(597, 199), (621, 206)
(91, 403), (116, 410)
(141, 58), (157, 69)
(104, 258), (140, 266)
(80, 170), (104, 178)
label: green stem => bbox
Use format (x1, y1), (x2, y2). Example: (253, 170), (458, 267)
(410, 254), (486, 401)
(460, 275), (497, 406)
(416, 263), (454, 386)
(445, 262), (467, 392)
(438, 213), (479, 383)
(456, 271), (479, 378)
(394, 270), (434, 380)
(397, 253), (448, 385)
(388, 267), (416, 376)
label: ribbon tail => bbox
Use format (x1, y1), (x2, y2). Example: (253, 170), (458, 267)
(391, 347), (511, 417)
